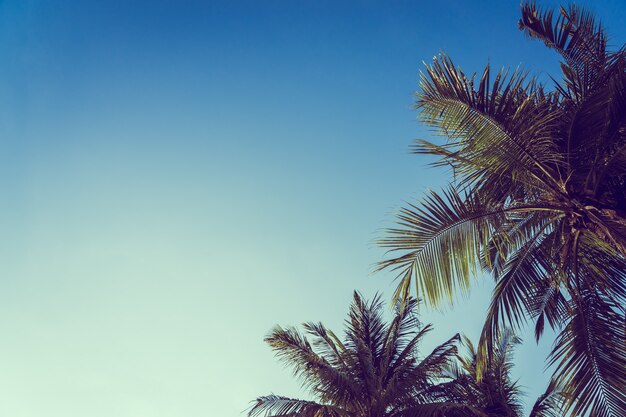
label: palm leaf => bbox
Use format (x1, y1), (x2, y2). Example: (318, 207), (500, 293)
(476, 217), (561, 374)
(390, 403), (486, 417)
(377, 187), (562, 305)
(548, 289), (626, 417)
(519, 2), (608, 101)
(416, 54), (564, 195)
(265, 326), (360, 404)
(527, 379), (565, 417)
(248, 395), (352, 417)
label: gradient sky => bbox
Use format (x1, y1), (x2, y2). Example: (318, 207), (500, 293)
(0, 1), (625, 416)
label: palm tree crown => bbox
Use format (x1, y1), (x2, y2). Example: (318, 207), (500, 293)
(377, 3), (626, 417)
(248, 292), (482, 417)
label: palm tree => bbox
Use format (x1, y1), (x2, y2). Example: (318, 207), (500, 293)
(444, 330), (564, 417)
(248, 292), (484, 417)
(377, 3), (626, 416)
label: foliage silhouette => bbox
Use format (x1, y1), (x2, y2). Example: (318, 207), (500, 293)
(377, 3), (626, 416)
(445, 330), (564, 417)
(249, 292), (485, 417)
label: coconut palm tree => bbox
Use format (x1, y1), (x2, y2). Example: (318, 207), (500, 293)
(248, 292), (484, 417)
(444, 330), (564, 417)
(377, 3), (626, 416)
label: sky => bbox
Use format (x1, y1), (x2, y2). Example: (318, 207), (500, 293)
(0, 1), (624, 416)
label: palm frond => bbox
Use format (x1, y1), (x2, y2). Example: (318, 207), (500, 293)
(303, 322), (347, 368)
(344, 292), (386, 358)
(548, 289), (626, 417)
(265, 326), (360, 404)
(378, 187), (562, 305)
(476, 217), (560, 373)
(248, 395), (352, 417)
(528, 379), (565, 417)
(390, 403), (487, 417)
(414, 334), (460, 379)
(378, 188), (491, 305)
(385, 333), (460, 405)
(387, 323), (433, 380)
(380, 298), (421, 384)
(576, 235), (626, 309)
(519, 2), (608, 101)
(417, 54), (564, 194)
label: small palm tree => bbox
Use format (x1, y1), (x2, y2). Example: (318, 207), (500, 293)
(444, 330), (564, 417)
(377, 2), (626, 416)
(248, 292), (484, 417)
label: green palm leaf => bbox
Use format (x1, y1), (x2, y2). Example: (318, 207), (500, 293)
(548, 288), (626, 417)
(378, 187), (561, 306)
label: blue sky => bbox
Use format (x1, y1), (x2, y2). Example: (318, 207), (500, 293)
(0, 1), (624, 416)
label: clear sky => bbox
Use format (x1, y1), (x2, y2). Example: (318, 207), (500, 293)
(0, 1), (624, 416)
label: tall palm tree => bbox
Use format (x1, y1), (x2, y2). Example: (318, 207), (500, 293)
(444, 330), (564, 417)
(248, 292), (484, 417)
(377, 3), (626, 416)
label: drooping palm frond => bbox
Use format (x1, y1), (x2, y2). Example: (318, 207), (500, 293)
(248, 395), (352, 417)
(548, 287), (626, 417)
(377, 186), (563, 306)
(476, 217), (562, 370)
(377, 188), (491, 305)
